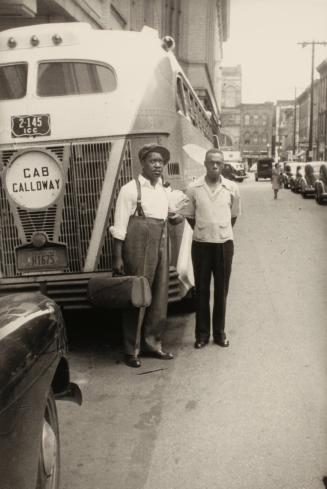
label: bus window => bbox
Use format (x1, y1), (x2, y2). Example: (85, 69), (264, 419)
(37, 61), (117, 97)
(0, 63), (27, 100)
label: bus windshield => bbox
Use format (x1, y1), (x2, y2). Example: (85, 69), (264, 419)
(0, 63), (27, 100)
(37, 61), (117, 97)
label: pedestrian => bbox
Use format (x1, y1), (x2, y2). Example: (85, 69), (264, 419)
(271, 162), (282, 199)
(110, 143), (183, 368)
(182, 148), (241, 349)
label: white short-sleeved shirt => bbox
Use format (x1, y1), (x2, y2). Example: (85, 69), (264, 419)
(183, 175), (241, 243)
(110, 175), (169, 241)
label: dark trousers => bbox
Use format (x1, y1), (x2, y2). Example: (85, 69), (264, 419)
(122, 218), (169, 356)
(191, 240), (234, 343)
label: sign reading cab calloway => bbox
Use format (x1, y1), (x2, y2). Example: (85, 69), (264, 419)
(5, 151), (63, 210)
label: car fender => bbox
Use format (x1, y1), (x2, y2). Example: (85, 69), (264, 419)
(0, 293), (81, 489)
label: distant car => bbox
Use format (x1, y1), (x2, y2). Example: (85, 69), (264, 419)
(283, 161), (303, 190)
(299, 162), (321, 198)
(222, 162), (247, 182)
(0, 293), (82, 489)
(314, 162), (327, 204)
(255, 158), (273, 181)
(289, 162), (306, 192)
(282, 163), (294, 189)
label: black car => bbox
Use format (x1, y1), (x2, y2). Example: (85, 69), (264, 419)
(0, 293), (82, 489)
(290, 163), (306, 192)
(255, 158), (273, 181)
(282, 163), (293, 188)
(315, 162), (327, 204)
(222, 162), (247, 182)
(299, 162), (321, 198)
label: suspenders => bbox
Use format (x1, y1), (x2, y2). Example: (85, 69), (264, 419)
(134, 178), (145, 217)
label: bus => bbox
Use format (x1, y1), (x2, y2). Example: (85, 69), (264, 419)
(0, 23), (218, 310)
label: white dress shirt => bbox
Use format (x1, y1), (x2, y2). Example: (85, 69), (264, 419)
(110, 175), (169, 241)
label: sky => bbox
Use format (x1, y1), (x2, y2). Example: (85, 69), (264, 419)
(222, 0), (327, 103)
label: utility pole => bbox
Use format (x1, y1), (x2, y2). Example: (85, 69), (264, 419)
(298, 41), (327, 161)
(293, 87), (297, 155)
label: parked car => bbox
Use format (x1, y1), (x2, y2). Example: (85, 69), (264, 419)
(255, 158), (273, 181)
(222, 161), (247, 182)
(0, 292), (82, 489)
(289, 162), (306, 192)
(282, 163), (294, 188)
(299, 162), (321, 198)
(314, 162), (327, 204)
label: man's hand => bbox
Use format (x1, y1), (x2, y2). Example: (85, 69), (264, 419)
(113, 238), (125, 276)
(113, 256), (125, 276)
(168, 213), (185, 225)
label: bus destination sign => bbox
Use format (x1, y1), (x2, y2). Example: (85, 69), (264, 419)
(11, 114), (51, 138)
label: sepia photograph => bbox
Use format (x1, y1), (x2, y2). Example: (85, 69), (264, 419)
(0, 1), (326, 488)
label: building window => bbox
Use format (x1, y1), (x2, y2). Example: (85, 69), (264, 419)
(244, 114), (250, 125)
(244, 132), (250, 144)
(225, 86), (237, 107)
(262, 114), (267, 125)
(253, 114), (259, 125)
(253, 132), (258, 144)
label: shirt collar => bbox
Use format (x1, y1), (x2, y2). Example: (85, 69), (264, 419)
(138, 174), (163, 188)
(193, 174), (233, 190)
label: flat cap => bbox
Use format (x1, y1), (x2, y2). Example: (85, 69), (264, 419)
(138, 144), (170, 164)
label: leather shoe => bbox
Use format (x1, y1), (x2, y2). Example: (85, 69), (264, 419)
(143, 350), (174, 360)
(194, 341), (208, 349)
(214, 338), (230, 347)
(124, 355), (141, 368)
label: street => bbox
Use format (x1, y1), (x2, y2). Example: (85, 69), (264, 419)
(59, 175), (327, 489)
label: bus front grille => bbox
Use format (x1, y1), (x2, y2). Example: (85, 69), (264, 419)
(97, 140), (133, 270)
(0, 140), (133, 278)
(18, 206), (57, 241)
(59, 141), (112, 272)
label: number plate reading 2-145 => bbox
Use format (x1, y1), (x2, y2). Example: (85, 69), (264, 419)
(11, 114), (51, 137)
(17, 247), (67, 272)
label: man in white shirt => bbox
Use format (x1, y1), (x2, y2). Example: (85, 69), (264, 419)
(183, 148), (241, 349)
(110, 143), (181, 367)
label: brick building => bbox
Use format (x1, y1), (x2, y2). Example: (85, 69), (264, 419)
(273, 100), (295, 161)
(220, 65), (242, 150)
(317, 59), (327, 160)
(0, 0), (230, 128)
(296, 80), (319, 160)
(240, 102), (274, 166)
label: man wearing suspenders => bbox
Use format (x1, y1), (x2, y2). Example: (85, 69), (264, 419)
(110, 144), (181, 368)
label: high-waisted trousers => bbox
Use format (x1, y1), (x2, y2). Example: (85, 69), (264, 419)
(122, 217), (169, 356)
(191, 240), (234, 343)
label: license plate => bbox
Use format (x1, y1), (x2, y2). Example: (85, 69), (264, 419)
(11, 114), (51, 138)
(16, 246), (67, 272)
